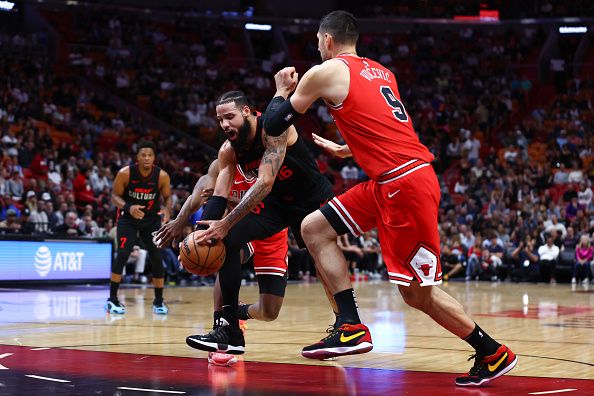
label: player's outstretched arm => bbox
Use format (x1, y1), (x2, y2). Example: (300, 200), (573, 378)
(158, 170), (172, 223)
(194, 144), (237, 244)
(312, 133), (352, 158)
(154, 160), (220, 248)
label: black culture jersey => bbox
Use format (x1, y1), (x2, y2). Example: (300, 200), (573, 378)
(122, 164), (161, 218)
(234, 115), (330, 204)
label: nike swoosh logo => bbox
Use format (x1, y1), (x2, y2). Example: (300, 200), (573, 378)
(233, 180), (245, 185)
(488, 352), (508, 372)
(340, 331), (366, 343)
(388, 190), (401, 198)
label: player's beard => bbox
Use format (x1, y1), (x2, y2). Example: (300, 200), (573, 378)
(229, 116), (251, 155)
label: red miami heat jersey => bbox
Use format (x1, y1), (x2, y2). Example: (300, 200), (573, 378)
(325, 55), (434, 180)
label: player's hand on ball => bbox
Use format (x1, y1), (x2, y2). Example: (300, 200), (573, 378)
(154, 219), (184, 248)
(194, 219), (229, 245)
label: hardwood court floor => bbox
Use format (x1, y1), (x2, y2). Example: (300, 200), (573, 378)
(0, 280), (593, 395)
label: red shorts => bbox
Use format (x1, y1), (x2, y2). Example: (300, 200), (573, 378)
(247, 228), (288, 277)
(324, 161), (442, 286)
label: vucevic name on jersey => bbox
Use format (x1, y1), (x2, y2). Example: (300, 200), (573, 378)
(122, 164), (161, 218)
(234, 115), (329, 204)
(325, 55), (434, 180)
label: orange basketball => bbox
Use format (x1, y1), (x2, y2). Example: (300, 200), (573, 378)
(179, 232), (226, 276)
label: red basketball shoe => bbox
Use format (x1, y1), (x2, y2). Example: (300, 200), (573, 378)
(302, 323), (373, 360)
(456, 345), (517, 386)
(208, 352), (239, 367)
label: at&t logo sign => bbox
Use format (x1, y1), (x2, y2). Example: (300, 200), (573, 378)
(34, 246), (85, 277)
(35, 246), (52, 277)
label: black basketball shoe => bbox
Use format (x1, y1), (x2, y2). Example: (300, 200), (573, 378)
(186, 323), (245, 355)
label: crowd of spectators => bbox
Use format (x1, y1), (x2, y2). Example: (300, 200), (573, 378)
(59, 8), (285, 138)
(0, 29), (210, 239)
(437, 84), (594, 284)
(1, 8), (593, 285)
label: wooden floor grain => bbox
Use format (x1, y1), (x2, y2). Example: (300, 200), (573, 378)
(0, 280), (592, 379)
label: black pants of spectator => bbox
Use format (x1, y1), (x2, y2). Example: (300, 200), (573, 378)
(573, 262), (592, 281)
(496, 264), (508, 281)
(288, 247), (315, 279)
(361, 252), (379, 273)
(162, 247), (180, 281)
(539, 259), (557, 282)
(344, 251), (363, 273)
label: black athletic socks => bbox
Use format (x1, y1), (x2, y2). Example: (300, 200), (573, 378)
(154, 287), (163, 304)
(463, 323), (501, 356)
(109, 281), (120, 301)
(222, 305), (239, 329)
(334, 289), (361, 324)
(238, 304), (253, 320)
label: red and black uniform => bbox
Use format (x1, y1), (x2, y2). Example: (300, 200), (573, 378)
(320, 54), (442, 287)
(121, 164), (161, 219)
(228, 115), (333, 247)
(231, 165), (289, 296)
(113, 164), (164, 278)
(218, 114), (333, 302)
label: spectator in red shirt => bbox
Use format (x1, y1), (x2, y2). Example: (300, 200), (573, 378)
(72, 166), (97, 207)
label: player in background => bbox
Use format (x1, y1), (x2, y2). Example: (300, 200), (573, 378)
(262, 10), (516, 387)
(108, 141), (172, 315)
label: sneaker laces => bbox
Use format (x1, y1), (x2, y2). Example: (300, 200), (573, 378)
(321, 323), (351, 342)
(319, 327), (340, 342)
(327, 315), (342, 333)
(466, 353), (485, 376)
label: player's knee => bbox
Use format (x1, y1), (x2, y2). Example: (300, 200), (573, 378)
(260, 305), (280, 321)
(301, 211), (331, 247)
(111, 256), (127, 275)
(399, 284), (431, 312)
(301, 215), (316, 244)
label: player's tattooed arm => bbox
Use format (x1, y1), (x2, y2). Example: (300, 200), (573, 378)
(221, 129), (288, 229)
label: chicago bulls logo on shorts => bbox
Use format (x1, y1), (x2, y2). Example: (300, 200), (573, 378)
(417, 263), (433, 277)
(409, 246), (440, 285)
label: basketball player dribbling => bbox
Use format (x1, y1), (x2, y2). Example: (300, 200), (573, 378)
(262, 10), (517, 387)
(159, 92), (339, 358)
(155, 159), (290, 366)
